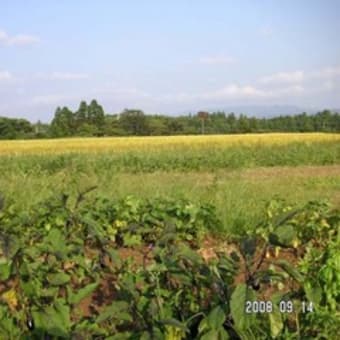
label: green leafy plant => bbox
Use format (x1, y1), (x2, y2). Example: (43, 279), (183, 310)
(0, 191), (339, 338)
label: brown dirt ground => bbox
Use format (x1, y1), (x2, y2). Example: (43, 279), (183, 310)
(74, 237), (301, 317)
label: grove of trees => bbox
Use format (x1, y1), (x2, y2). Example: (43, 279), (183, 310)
(0, 99), (340, 139)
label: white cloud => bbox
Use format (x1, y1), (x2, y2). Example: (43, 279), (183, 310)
(203, 84), (304, 100)
(258, 66), (340, 86)
(310, 66), (340, 79)
(259, 71), (304, 84)
(9, 34), (40, 46)
(0, 31), (7, 41)
(199, 55), (236, 65)
(203, 84), (269, 99)
(0, 29), (40, 46)
(0, 70), (13, 81)
(162, 83), (305, 104)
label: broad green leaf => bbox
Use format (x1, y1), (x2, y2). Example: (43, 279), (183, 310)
(68, 282), (98, 305)
(198, 318), (209, 334)
(273, 209), (300, 227)
(82, 215), (106, 241)
(40, 286), (59, 297)
(21, 280), (39, 298)
(32, 299), (71, 337)
(18, 261), (29, 277)
(45, 228), (68, 259)
(73, 319), (107, 335)
(0, 308), (21, 338)
(206, 306), (225, 329)
(0, 261), (12, 281)
(275, 260), (304, 283)
(6, 235), (21, 258)
(123, 233), (142, 247)
(54, 299), (71, 328)
(269, 225), (297, 248)
(47, 272), (70, 286)
(218, 328), (230, 340)
(200, 329), (218, 340)
(230, 284), (255, 331)
(97, 301), (132, 323)
(304, 281), (322, 305)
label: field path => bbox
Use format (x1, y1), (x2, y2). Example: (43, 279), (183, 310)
(240, 164), (340, 179)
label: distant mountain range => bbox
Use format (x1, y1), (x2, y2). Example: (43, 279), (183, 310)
(182, 105), (338, 118)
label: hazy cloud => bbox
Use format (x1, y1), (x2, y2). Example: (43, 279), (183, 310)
(201, 84), (304, 100)
(0, 29), (40, 46)
(159, 84), (305, 104)
(310, 66), (340, 79)
(0, 70), (13, 81)
(259, 71), (305, 84)
(203, 85), (269, 99)
(259, 66), (340, 85)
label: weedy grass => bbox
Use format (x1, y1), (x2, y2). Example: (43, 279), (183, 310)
(0, 133), (339, 235)
(1, 165), (339, 237)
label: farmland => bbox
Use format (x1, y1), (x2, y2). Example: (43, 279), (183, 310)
(0, 133), (340, 338)
(0, 133), (339, 231)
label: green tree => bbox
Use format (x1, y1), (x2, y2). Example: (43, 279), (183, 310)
(0, 117), (33, 139)
(88, 99), (105, 135)
(147, 116), (168, 135)
(226, 113), (237, 132)
(34, 120), (50, 138)
(238, 114), (251, 133)
(119, 109), (149, 135)
(167, 119), (184, 135)
(104, 115), (126, 136)
(50, 106), (74, 137)
(74, 101), (88, 130)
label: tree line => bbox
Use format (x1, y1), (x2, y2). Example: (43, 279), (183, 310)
(1, 99), (340, 139)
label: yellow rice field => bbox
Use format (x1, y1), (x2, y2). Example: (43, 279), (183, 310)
(0, 133), (339, 156)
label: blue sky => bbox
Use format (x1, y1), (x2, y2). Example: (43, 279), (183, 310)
(1, 0), (340, 121)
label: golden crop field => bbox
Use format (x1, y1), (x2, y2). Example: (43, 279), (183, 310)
(0, 133), (339, 156)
